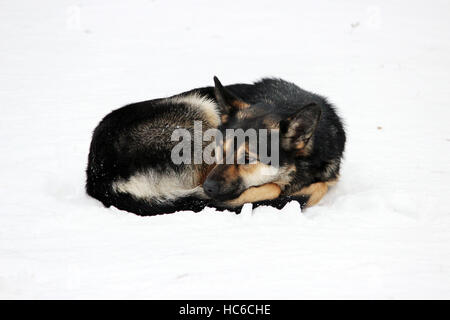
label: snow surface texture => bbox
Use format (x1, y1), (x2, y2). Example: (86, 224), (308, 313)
(1, 0), (450, 299)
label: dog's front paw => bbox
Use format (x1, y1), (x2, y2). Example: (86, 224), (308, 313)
(223, 183), (281, 207)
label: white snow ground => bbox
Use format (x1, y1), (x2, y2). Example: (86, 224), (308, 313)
(1, 0), (450, 299)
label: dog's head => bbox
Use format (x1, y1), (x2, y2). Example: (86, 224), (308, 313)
(203, 77), (321, 201)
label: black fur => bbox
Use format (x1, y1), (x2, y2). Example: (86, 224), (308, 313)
(214, 78), (346, 195)
(86, 78), (345, 216)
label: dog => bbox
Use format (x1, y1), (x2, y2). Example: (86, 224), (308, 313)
(86, 77), (346, 215)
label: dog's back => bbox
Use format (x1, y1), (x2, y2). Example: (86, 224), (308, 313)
(86, 89), (221, 215)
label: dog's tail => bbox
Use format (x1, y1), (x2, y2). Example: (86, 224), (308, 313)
(86, 154), (210, 217)
(86, 168), (210, 216)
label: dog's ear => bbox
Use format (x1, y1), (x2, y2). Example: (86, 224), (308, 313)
(214, 76), (249, 119)
(280, 103), (321, 152)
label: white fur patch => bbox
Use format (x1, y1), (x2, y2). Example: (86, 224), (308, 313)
(242, 164), (281, 188)
(169, 93), (220, 127)
(112, 169), (203, 203)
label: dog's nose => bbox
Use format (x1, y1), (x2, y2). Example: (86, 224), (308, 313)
(203, 179), (220, 197)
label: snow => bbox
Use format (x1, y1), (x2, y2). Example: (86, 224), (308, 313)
(1, 0), (450, 299)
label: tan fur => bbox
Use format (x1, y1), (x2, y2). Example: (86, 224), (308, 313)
(232, 100), (250, 109)
(223, 165), (239, 179)
(296, 141), (305, 149)
(221, 114), (229, 124)
(326, 178), (338, 187)
(225, 183), (281, 207)
(292, 179), (338, 207)
(295, 137), (314, 156)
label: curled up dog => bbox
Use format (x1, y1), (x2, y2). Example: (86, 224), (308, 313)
(86, 77), (346, 215)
